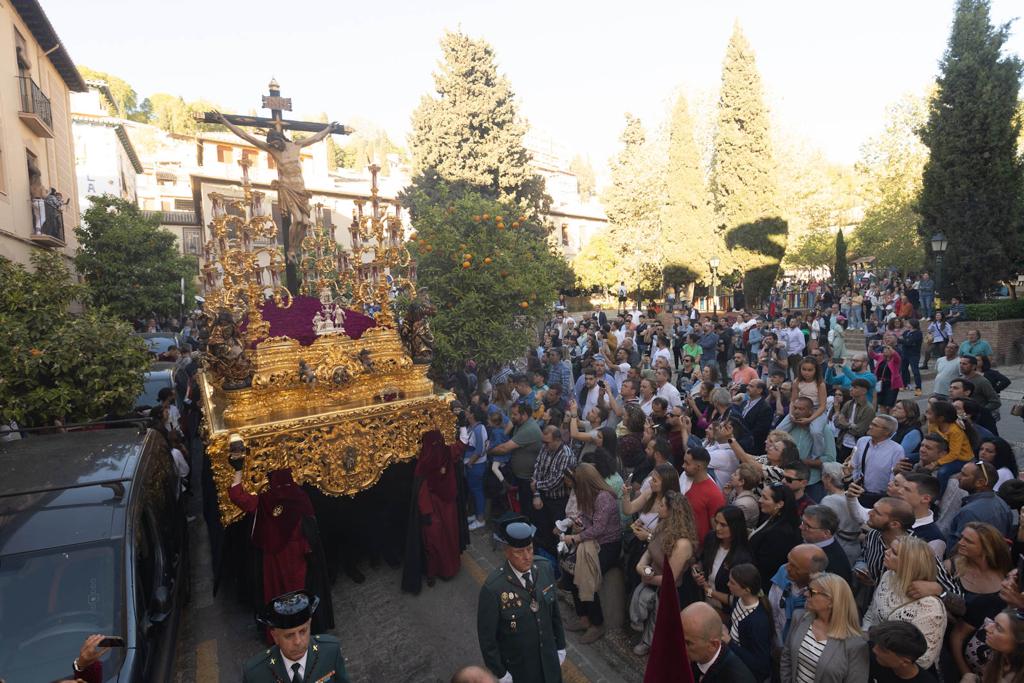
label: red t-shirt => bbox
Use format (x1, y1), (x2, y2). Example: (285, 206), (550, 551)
(685, 477), (726, 541)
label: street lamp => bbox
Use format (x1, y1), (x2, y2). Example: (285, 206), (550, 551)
(930, 231), (948, 297)
(709, 256), (720, 315)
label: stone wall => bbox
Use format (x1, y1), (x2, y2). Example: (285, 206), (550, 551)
(952, 319), (1024, 367)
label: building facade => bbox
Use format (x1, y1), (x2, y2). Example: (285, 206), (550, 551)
(71, 82), (143, 213)
(0, 0), (86, 265)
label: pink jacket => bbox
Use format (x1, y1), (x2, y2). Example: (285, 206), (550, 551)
(869, 350), (904, 390)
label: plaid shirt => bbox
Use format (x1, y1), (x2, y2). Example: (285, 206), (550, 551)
(532, 442), (577, 500)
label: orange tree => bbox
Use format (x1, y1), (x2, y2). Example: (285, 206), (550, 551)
(402, 179), (570, 376)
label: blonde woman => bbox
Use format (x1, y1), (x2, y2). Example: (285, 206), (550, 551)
(780, 573), (868, 683)
(628, 490), (697, 656)
(862, 537), (947, 669)
(722, 425), (800, 486)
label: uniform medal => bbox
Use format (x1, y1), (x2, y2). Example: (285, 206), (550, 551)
(530, 599), (539, 612)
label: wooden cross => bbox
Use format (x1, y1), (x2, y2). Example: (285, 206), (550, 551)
(194, 78), (353, 137)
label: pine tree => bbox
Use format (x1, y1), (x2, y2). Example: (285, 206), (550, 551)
(662, 93), (715, 296)
(918, 0), (1023, 301)
(408, 30), (547, 212)
(834, 230), (849, 288)
(710, 23), (787, 306)
(601, 114), (664, 287)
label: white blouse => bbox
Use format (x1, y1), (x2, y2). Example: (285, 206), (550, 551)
(862, 571), (947, 669)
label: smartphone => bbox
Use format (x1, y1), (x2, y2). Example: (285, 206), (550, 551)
(99, 636), (125, 648)
(853, 475), (865, 488)
(597, 380), (605, 388)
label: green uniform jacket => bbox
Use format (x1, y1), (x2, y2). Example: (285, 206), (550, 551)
(477, 558), (566, 682)
(241, 633), (350, 683)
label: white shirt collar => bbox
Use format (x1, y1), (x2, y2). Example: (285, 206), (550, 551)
(697, 643), (723, 673)
(281, 650), (308, 680)
(509, 563), (535, 588)
(813, 537), (835, 549)
(913, 512), (935, 527)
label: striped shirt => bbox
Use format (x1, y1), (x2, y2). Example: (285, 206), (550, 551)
(857, 529), (961, 594)
(532, 443), (577, 499)
(796, 627), (827, 683)
(730, 599), (757, 642)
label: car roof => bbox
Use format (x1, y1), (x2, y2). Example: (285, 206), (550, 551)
(0, 430), (148, 554)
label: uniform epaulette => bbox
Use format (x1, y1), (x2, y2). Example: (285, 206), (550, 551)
(313, 634), (340, 644)
(243, 648), (274, 672)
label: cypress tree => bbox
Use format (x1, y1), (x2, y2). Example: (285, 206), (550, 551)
(710, 22), (787, 305)
(601, 114), (664, 287)
(408, 30), (547, 212)
(918, 0), (1023, 300)
(834, 230), (849, 288)
(662, 93), (714, 294)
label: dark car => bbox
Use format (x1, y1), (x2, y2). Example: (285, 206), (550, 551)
(134, 362), (177, 412)
(0, 428), (189, 682)
(137, 333), (184, 359)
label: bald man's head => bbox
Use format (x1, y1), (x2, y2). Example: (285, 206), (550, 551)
(786, 543), (828, 587)
(681, 602), (723, 664)
(451, 665), (498, 683)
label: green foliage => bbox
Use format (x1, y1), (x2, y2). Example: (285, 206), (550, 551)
(724, 217), (788, 309)
(786, 224), (836, 274)
(337, 124), (404, 174)
(834, 230), (849, 288)
(569, 154), (596, 200)
(147, 93), (195, 135)
(662, 93), (714, 286)
(409, 30), (548, 213)
(75, 195), (197, 320)
(0, 252), (149, 427)
(853, 93), (929, 273)
(572, 231), (619, 289)
(963, 299), (1024, 320)
(78, 66), (144, 121)
(601, 114), (664, 286)
(710, 23), (783, 304)
(918, 0), (1024, 300)
(402, 183), (567, 374)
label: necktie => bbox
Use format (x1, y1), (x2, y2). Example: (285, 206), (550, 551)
(291, 662), (302, 683)
(524, 570), (534, 596)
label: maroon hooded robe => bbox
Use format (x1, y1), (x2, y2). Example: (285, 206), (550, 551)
(415, 431), (461, 580)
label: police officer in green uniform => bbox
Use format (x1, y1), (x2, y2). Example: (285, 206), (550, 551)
(477, 518), (566, 682)
(242, 590), (350, 683)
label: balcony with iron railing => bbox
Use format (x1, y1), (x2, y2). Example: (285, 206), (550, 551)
(30, 198), (65, 247)
(17, 76), (53, 138)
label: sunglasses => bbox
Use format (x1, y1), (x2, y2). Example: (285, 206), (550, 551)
(973, 461), (990, 485)
(806, 586), (830, 598)
(783, 476), (806, 483)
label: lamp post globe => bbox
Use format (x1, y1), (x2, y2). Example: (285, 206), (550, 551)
(930, 231), (948, 296)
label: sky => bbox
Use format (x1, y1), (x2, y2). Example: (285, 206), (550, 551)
(44, 0), (1024, 176)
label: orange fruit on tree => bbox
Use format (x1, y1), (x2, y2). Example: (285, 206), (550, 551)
(495, 215), (503, 222)
(484, 257), (492, 264)
(519, 215), (526, 222)
(511, 222), (520, 229)
(462, 261), (471, 269)
(464, 253), (472, 260)
(482, 213), (490, 221)
(497, 224), (505, 230)
(520, 301), (529, 308)
(472, 215), (481, 222)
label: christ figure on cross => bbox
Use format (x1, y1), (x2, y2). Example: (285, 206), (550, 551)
(213, 111), (337, 260)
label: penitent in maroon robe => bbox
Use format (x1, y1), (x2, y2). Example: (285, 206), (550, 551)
(415, 431), (461, 580)
(230, 469), (312, 602)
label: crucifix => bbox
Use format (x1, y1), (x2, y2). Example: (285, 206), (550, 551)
(197, 79), (352, 294)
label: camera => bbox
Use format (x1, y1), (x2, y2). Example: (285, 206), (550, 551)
(597, 380), (605, 388)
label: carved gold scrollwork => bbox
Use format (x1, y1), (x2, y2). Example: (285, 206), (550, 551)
(206, 394), (455, 525)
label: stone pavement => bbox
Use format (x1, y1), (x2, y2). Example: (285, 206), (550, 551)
(173, 482), (645, 682)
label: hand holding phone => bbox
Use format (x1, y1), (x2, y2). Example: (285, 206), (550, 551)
(99, 636), (125, 648)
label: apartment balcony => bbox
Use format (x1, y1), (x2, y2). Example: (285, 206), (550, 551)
(17, 76), (53, 138)
(30, 200), (65, 247)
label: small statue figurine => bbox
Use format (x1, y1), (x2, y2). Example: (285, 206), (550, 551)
(400, 294), (436, 364)
(298, 359), (316, 385)
(358, 349), (374, 372)
(205, 311), (254, 390)
(312, 310), (325, 335)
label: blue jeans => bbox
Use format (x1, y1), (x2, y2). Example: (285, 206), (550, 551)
(921, 294), (934, 319)
(848, 306), (863, 330)
(465, 461), (487, 518)
(936, 459), (966, 496)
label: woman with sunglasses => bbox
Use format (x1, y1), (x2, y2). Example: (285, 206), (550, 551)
(779, 573), (867, 683)
(748, 482), (801, 594)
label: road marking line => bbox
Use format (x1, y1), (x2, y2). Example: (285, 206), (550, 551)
(463, 553), (591, 683)
(196, 638), (219, 683)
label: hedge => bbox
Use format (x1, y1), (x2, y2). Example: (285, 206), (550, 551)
(963, 299), (1024, 321)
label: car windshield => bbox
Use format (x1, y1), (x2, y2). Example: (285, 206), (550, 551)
(134, 372), (171, 410)
(142, 336), (176, 355)
(0, 543), (124, 682)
